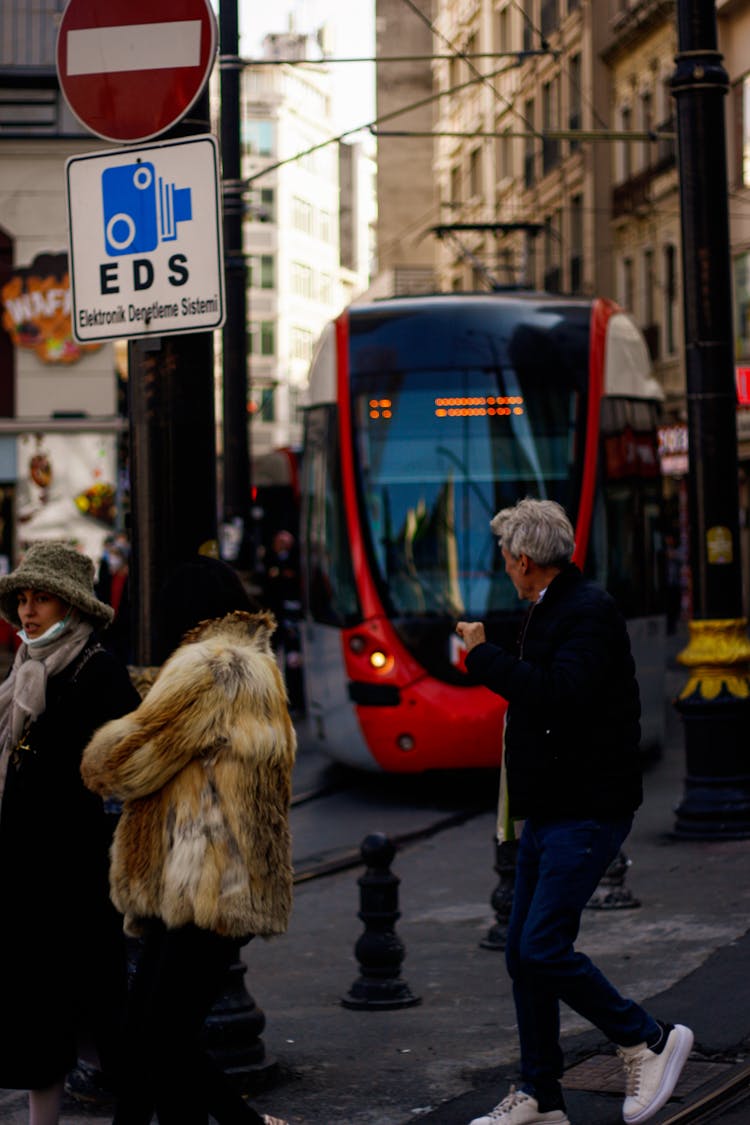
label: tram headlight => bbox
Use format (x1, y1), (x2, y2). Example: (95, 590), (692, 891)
(369, 649), (393, 672)
(397, 733), (415, 752)
(348, 634), (367, 654)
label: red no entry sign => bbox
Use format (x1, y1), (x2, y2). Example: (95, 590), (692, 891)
(56, 0), (217, 144)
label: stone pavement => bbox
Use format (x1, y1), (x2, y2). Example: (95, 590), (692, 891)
(4, 659), (750, 1124)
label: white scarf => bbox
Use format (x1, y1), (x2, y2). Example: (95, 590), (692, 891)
(0, 618), (94, 797)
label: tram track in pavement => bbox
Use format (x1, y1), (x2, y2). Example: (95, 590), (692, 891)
(654, 1058), (750, 1124)
(288, 772), (493, 885)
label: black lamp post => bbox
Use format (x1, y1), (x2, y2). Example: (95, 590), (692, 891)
(671, 0), (750, 837)
(219, 0), (252, 568)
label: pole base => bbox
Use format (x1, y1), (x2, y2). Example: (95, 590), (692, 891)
(674, 779), (750, 839)
(675, 626), (750, 839)
(342, 978), (421, 1010)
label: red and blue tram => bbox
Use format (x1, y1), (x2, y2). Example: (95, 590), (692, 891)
(299, 293), (666, 772)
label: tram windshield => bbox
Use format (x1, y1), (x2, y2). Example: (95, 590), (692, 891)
(350, 305), (590, 618)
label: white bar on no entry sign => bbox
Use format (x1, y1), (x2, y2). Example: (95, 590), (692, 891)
(67, 21), (202, 76)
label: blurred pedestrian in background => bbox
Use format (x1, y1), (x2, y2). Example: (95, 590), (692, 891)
(81, 555), (295, 1125)
(261, 530), (304, 715)
(457, 499), (693, 1125)
(96, 534), (132, 664)
(0, 542), (140, 1125)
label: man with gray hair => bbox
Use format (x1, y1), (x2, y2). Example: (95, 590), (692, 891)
(457, 498), (692, 1125)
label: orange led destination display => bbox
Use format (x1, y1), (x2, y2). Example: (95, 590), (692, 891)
(366, 395), (526, 421)
(435, 395), (524, 417)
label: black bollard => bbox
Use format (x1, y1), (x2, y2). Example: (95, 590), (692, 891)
(585, 850), (641, 911)
(480, 836), (519, 951)
(202, 940), (279, 1091)
(342, 833), (421, 1010)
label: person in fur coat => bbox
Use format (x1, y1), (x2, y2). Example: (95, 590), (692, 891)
(81, 607), (295, 1125)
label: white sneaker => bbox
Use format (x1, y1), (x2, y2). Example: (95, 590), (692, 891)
(618, 1023), (694, 1123)
(468, 1086), (570, 1125)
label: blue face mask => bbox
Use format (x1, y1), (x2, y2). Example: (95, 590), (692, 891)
(18, 611), (73, 648)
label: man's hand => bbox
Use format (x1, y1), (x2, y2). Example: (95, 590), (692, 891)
(456, 620), (486, 652)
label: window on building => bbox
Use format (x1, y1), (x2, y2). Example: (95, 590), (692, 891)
(543, 213), (561, 291)
(289, 385), (305, 427)
(291, 261), (314, 299)
(524, 98), (536, 187)
(523, 229), (537, 287)
(620, 104), (632, 181)
(449, 53), (461, 93)
(450, 163), (462, 206)
(260, 321), (274, 355)
(469, 147), (482, 197)
(242, 119), (274, 156)
(495, 128), (513, 181)
(258, 386), (275, 422)
(319, 273), (334, 304)
(540, 0), (558, 39)
(497, 5), (511, 53)
(735, 252), (750, 359)
(247, 188), (274, 222)
(249, 255), (275, 289)
(639, 88), (653, 171)
(249, 321), (275, 356)
(643, 247), (655, 325)
(664, 244), (678, 355)
(259, 188), (275, 222)
(523, 0), (534, 51)
(291, 326), (315, 362)
(292, 197), (314, 235)
(542, 78), (560, 173)
(658, 78), (676, 167)
(733, 75), (750, 188)
(319, 211), (333, 242)
(641, 248), (658, 359)
(465, 31), (478, 78)
(569, 193), (583, 292)
(622, 256), (634, 313)
(568, 54), (581, 154)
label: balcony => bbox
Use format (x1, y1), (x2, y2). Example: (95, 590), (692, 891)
(612, 125), (677, 218)
(604, 0), (675, 61)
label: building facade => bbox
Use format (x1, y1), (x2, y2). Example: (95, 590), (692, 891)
(0, 0), (124, 568)
(372, 0), (438, 297)
(432, 0), (614, 296)
(241, 31), (373, 456)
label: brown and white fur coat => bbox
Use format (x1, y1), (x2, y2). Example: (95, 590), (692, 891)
(81, 611), (296, 939)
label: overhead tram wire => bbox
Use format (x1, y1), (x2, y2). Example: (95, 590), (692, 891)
(243, 51), (554, 65)
(241, 60), (523, 188)
(397, 0), (543, 137)
(507, 0), (610, 132)
(370, 128), (676, 143)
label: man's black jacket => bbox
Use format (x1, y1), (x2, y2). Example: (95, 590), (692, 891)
(465, 563), (643, 821)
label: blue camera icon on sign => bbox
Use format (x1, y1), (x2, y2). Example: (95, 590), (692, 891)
(101, 162), (192, 257)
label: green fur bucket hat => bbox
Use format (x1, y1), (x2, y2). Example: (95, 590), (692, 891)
(0, 542), (114, 627)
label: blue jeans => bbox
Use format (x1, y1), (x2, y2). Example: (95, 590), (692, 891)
(505, 816), (659, 1109)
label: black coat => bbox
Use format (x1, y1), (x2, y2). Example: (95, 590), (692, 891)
(465, 564), (643, 821)
(0, 636), (140, 1090)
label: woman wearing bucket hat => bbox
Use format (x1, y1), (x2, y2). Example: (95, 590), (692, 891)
(0, 542), (140, 1125)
